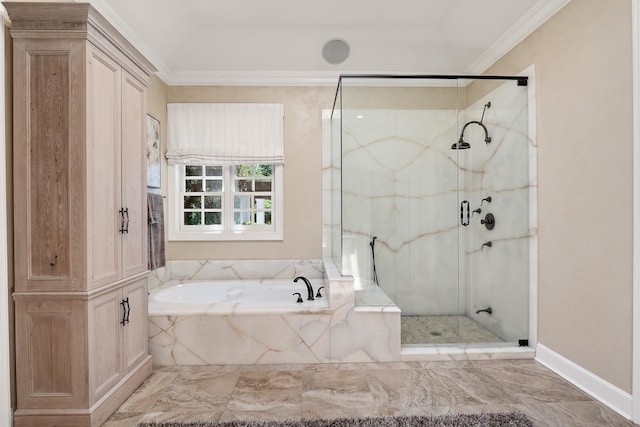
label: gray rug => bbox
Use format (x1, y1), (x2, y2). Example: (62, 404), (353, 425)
(137, 412), (534, 427)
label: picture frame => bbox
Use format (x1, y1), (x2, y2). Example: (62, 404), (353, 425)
(146, 114), (161, 188)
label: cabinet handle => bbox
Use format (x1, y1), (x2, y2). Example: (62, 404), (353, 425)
(120, 298), (128, 325)
(123, 208), (129, 234)
(119, 208), (126, 234)
(125, 298), (130, 324)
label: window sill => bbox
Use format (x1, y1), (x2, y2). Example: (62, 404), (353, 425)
(168, 229), (283, 241)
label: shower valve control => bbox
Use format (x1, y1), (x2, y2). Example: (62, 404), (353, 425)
(480, 213), (496, 230)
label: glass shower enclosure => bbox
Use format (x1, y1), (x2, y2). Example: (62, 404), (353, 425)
(330, 75), (533, 347)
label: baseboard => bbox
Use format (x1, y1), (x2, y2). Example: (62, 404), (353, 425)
(535, 343), (633, 420)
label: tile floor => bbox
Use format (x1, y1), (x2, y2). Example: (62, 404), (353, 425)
(401, 315), (503, 345)
(105, 359), (637, 427)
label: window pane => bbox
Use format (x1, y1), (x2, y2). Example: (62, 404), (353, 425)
(255, 180), (271, 192)
(255, 164), (273, 177)
(185, 165), (202, 176)
(185, 179), (202, 192)
(183, 196), (201, 209)
(234, 195), (251, 209)
(235, 179), (252, 192)
(204, 212), (221, 225)
(205, 180), (222, 192)
(206, 166), (222, 176)
(204, 196), (221, 209)
(234, 211), (252, 225)
(265, 212), (272, 225)
(184, 212), (201, 225)
(235, 164), (253, 177)
(254, 196), (271, 209)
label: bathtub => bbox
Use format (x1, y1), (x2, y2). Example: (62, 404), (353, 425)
(148, 279), (329, 316)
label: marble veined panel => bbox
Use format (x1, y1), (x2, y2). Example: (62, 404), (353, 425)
(149, 313), (333, 365)
(167, 259), (324, 281)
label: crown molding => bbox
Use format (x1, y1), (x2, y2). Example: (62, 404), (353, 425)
(464, 0), (571, 74)
(87, 0), (170, 77)
(160, 70), (341, 87)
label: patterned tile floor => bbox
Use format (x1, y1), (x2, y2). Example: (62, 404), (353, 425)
(401, 315), (503, 345)
(105, 359), (637, 426)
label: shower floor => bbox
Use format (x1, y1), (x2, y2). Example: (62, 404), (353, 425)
(401, 315), (503, 345)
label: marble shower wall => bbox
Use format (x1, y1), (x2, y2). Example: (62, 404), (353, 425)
(333, 79), (533, 342)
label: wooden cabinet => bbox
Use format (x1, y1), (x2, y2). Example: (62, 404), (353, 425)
(87, 45), (149, 289)
(88, 279), (149, 404)
(6, 3), (157, 426)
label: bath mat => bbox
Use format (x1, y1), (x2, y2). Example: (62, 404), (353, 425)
(137, 411), (534, 427)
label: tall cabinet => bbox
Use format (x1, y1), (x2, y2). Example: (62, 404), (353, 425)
(5, 3), (156, 426)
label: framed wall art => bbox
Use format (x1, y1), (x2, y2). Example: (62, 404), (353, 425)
(146, 114), (161, 188)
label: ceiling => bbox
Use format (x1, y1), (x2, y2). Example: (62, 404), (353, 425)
(89, 0), (570, 85)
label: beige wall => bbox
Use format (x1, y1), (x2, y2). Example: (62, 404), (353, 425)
(155, 86), (335, 260)
(487, 0), (633, 392)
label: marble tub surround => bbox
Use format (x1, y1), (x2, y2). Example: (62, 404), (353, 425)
(104, 359), (635, 426)
(147, 265), (169, 291)
(148, 258), (401, 365)
(166, 259), (324, 281)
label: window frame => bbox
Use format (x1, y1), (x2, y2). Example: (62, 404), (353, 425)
(168, 163), (283, 241)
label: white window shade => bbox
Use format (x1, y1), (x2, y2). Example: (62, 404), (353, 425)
(167, 103), (284, 165)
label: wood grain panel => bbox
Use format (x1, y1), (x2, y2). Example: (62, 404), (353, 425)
(122, 280), (148, 372)
(16, 298), (87, 410)
(87, 47), (121, 287)
(88, 290), (121, 403)
(30, 312), (72, 394)
(121, 71), (148, 278)
(28, 53), (71, 279)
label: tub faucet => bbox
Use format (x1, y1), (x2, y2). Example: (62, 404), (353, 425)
(475, 307), (492, 315)
(294, 276), (314, 301)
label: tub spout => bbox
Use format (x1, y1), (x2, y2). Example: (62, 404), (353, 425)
(294, 276), (314, 300)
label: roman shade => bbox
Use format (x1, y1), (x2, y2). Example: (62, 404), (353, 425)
(166, 103), (284, 165)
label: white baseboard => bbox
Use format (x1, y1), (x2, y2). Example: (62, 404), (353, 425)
(535, 344), (633, 420)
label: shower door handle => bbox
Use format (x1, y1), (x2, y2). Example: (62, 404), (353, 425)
(460, 200), (470, 226)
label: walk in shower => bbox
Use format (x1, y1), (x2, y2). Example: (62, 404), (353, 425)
(328, 75), (535, 348)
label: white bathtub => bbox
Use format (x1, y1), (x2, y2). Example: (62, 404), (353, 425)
(149, 279), (329, 315)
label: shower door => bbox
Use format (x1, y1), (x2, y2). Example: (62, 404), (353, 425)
(458, 78), (531, 346)
(336, 76), (531, 346)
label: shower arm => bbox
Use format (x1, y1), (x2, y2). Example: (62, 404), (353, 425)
(458, 120), (492, 144)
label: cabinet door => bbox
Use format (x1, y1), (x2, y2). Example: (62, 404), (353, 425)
(121, 71), (149, 278)
(15, 298), (88, 409)
(122, 279), (149, 373)
(87, 46), (122, 289)
(88, 289), (122, 405)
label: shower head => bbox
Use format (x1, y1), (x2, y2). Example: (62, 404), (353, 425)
(451, 101), (492, 150)
(451, 137), (471, 150)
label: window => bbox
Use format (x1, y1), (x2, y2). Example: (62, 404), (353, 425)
(166, 102), (284, 241)
(169, 163), (283, 241)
